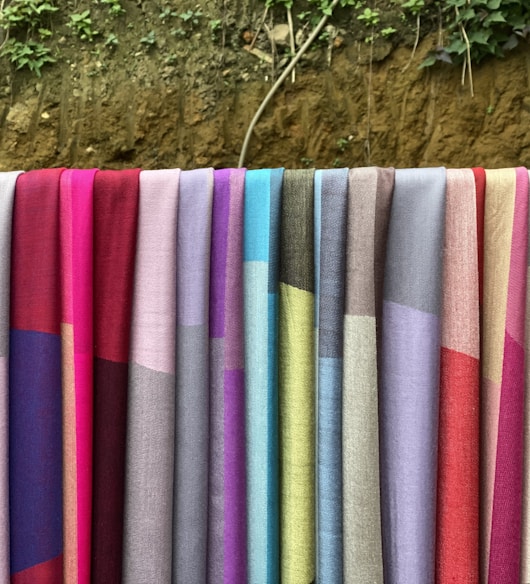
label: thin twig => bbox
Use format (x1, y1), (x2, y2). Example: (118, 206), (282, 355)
(327, 26), (333, 67)
(0, 0), (7, 49)
(249, 5), (269, 51)
(455, 6), (474, 97)
(459, 22), (474, 96)
(365, 27), (374, 165)
(402, 12), (421, 72)
(0, 31), (8, 51)
(437, 3), (443, 47)
(263, 21), (277, 80)
(286, 5), (296, 83)
(238, 0), (341, 168)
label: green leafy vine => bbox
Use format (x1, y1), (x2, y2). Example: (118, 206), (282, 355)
(422, 0), (530, 67)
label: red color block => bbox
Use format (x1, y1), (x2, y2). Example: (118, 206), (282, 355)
(11, 169), (64, 335)
(91, 169), (139, 584)
(436, 347), (480, 584)
(11, 554), (62, 584)
(93, 169), (140, 363)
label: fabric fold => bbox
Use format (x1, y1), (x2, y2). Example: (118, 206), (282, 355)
(380, 167), (446, 584)
(483, 168), (527, 583)
(279, 169), (315, 584)
(208, 168), (247, 584)
(122, 169), (179, 584)
(0, 172), (20, 584)
(173, 168), (213, 583)
(343, 166), (394, 583)
(523, 168), (530, 584)
(10, 168), (65, 583)
(315, 168), (348, 584)
(4, 162), (530, 584)
(91, 169), (140, 584)
(435, 169), (480, 583)
(59, 169), (97, 584)
(244, 168), (282, 584)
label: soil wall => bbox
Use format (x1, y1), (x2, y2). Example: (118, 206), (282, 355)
(1, 1), (530, 171)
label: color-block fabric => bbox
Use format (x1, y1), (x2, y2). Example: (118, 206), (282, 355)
(483, 168), (527, 584)
(208, 168), (247, 584)
(0, 172), (20, 584)
(3, 164), (530, 584)
(279, 169), (315, 584)
(122, 169), (179, 584)
(380, 167), (446, 584)
(59, 169), (97, 584)
(523, 168), (530, 584)
(435, 169), (480, 583)
(244, 168), (282, 584)
(91, 169), (140, 584)
(343, 166), (394, 584)
(473, 167), (486, 306)
(10, 168), (65, 583)
(173, 169), (213, 583)
(315, 168), (348, 584)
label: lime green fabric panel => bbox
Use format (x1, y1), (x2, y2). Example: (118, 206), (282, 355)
(279, 281), (315, 584)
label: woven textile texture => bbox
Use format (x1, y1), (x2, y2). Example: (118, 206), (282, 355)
(1, 166), (529, 584)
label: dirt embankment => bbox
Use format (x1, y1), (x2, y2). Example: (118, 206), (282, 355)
(1, 0), (530, 171)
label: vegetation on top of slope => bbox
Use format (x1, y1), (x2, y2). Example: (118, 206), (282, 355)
(0, 0), (529, 79)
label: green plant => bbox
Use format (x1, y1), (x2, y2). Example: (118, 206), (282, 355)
(170, 27), (186, 37)
(318, 28), (330, 43)
(264, 0), (360, 17)
(164, 53), (178, 65)
(422, 0), (530, 67)
(357, 7), (380, 26)
(67, 10), (98, 41)
(399, 0), (426, 71)
(0, 0), (58, 76)
(265, 0), (293, 8)
(37, 26), (52, 37)
(159, 7), (177, 21)
(178, 9), (202, 26)
(208, 18), (222, 39)
(401, 0), (424, 16)
(99, 0), (125, 16)
(307, 0), (362, 17)
(104, 32), (118, 47)
(140, 30), (156, 46)
(381, 26), (397, 36)
(209, 18), (221, 31)
(0, 37), (55, 76)
(0, 0), (58, 31)
(336, 137), (349, 152)
(297, 10), (311, 20)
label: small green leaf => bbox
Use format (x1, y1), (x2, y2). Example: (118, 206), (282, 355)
(419, 54), (437, 68)
(456, 7), (475, 22)
(467, 28), (491, 45)
(487, 0), (502, 9)
(483, 11), (507, 26)
(446, 38), (467, 54)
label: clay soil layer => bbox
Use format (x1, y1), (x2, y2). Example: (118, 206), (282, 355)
(1, 0), (530, 170)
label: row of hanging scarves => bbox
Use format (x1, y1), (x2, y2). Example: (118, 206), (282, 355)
(0, 166), (527, 584)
